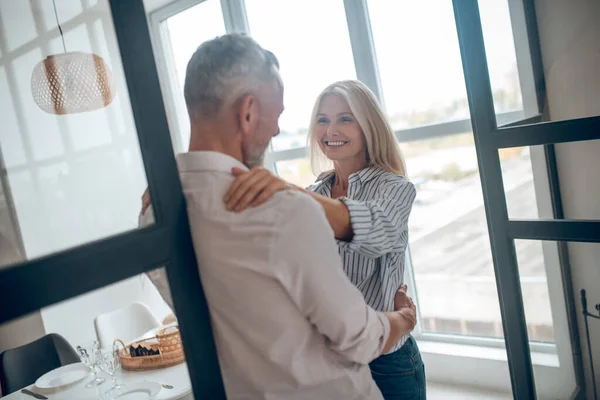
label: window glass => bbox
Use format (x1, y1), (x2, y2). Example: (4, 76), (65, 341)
(246, 0), (356, 152)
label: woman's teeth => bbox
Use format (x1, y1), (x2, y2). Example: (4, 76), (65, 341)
(326, 141), (347, 147)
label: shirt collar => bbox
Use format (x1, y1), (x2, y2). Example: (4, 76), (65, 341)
(176, 151), (249, 174)
(314, 166), (386, 188)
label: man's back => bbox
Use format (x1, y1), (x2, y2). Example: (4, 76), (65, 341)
(177, 151), (387, 400)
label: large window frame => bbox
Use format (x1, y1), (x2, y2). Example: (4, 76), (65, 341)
(148, 0), (584, 397)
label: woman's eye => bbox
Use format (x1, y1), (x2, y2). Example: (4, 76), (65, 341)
(340, 117), (353, 123)
(317, 117), (329, 124)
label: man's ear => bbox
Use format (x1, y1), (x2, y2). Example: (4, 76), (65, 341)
(238, 94), (257, 136)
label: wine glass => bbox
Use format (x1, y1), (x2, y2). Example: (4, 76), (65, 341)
(76, 340), (106, 388)
(99, 346), (122, 389)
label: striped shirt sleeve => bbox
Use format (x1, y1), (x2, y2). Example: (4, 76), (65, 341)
(338, 178), (416, 259)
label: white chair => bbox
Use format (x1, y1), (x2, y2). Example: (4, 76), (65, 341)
(94, 302), (161, 349)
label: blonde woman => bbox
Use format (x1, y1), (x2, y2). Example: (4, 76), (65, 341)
(224, 80), (425, 399)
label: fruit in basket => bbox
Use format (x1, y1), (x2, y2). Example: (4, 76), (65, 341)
(129, 344), (160, 357)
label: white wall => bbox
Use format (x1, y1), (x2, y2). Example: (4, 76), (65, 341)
(0, 0), (170, 363)
(534, 0), (600, 398)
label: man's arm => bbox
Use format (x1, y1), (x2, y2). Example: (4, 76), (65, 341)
(272, 192), (415, 364)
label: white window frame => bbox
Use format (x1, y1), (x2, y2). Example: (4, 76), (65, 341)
(147, 0), (578, 397)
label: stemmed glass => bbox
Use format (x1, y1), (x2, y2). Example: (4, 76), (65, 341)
(99, 344), (122, 390)
(76, 340), (105, 388)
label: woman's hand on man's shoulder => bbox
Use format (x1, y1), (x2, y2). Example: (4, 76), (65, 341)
(224, 167), (296, 212)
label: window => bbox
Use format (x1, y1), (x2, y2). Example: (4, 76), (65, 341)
(151, 0), (226, 152)
(246, 0), (356, 153)
(478, 0), (524, 116)
(149, 0), (576, 395)
(368, 0), (469, 129)
(368, 0), (548, 344)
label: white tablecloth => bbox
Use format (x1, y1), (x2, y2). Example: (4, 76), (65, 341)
(3, 362), (193, 400)
(4, 325), (195, 399)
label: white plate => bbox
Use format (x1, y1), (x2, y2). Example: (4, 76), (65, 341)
(34, 362), (90, 393)
(111, 382), (162, 399)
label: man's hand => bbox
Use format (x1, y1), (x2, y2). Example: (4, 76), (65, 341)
(394, 284), (417, 331)
(162, 313), (177, 325)
(394, 285), (415, 312)
(141, 188), (151, 215)
(382, 285), (417, 353)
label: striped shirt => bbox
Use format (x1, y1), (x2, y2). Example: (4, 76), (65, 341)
(308, 166), (417, 353)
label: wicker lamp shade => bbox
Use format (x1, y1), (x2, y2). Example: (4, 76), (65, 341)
(31, 51), (116, 115)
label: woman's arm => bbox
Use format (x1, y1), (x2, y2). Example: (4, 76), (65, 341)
(225, 167), (354, 239)
(224, 168), (417, 257)
(337, 179), (416, 258)
(299, 189), (354, 241)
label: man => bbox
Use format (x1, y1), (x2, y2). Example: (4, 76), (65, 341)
(141, 34), (416, 399)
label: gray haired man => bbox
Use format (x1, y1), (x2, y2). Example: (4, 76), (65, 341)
(141, 34), (416, 400)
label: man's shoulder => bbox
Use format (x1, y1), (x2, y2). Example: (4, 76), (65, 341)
(268, 190), (335, 261)
(259, 189), (332, 241)
(269, 189), (325, 220)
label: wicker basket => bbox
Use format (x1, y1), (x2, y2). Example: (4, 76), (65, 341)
(116, 326), (185, 371)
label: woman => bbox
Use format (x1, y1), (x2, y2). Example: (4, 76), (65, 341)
(224, 80), (425, 399)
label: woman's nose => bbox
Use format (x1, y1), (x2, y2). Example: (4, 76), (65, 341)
(326, 123), (339, 136)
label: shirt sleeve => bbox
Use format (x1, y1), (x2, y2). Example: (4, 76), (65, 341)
(273, 192), (390, 365)
(338, 178), (416, 259)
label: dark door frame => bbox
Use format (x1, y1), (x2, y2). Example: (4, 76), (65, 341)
(0, 1), (225, 398)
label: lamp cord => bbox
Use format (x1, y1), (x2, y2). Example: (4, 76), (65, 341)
(52, 0), (67, 53)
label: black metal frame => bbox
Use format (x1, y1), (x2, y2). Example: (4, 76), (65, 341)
(580, 289), (599, 400)
(0, 0), (225, 398)
(453, 0), (600, 399)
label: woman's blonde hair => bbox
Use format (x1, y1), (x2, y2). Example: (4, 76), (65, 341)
(308, 80), (407, 177)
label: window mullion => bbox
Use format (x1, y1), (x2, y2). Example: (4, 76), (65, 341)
(221, 0), (250, 34)
(507, 0), (540, 117)
(343, 0), (384, 107)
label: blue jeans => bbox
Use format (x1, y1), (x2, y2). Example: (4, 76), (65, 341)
(369, 336), (426, 400)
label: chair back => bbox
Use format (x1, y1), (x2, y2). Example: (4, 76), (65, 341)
(94, 302), (161, 349)
(0, 333), (79, 395)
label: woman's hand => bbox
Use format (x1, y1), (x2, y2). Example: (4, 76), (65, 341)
(224, 167), (294, 211)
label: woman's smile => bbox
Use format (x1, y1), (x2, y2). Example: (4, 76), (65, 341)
(324, 140), (349, 147)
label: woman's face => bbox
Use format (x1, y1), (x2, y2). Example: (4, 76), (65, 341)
(315, 94), (367, 166)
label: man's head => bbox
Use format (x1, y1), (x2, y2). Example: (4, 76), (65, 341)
(184, 34), (284, 168)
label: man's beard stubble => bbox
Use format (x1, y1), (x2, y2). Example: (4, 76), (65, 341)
(243, 144), (266, 169)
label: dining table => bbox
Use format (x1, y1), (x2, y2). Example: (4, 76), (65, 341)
(4, 325), (194, 400)
(4, 363), (193, 400)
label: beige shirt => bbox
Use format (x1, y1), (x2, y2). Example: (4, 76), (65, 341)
(146, 151), (389, 400)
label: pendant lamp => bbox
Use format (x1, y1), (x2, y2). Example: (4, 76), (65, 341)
(31, 0), (116, 115)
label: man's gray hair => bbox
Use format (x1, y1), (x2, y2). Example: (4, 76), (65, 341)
(184, 34), (280, 118)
